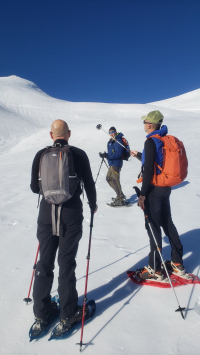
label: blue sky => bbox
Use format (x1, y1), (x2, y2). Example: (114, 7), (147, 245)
(0, 0), (200, 103)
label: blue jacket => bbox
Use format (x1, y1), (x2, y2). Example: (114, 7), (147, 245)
(142, 125), (168, 174)
(107, 132), (124, 168)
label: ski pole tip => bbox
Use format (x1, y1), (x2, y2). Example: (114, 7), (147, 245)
(76, 342), (86, 351)
(175, 306), (186, 319)
(23, 297), (32, 304)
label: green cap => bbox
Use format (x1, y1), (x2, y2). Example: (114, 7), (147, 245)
(141, 110), (164, 124)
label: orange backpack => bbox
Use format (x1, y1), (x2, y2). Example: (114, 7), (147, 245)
(137, 135), (188, 187)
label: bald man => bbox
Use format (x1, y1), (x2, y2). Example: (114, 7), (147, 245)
(30, 119), (97, 338)
(50, 119), (70, 139)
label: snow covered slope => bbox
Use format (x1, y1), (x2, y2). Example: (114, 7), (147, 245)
(2, 75), (199, 153)
(151, 88), (200, 113)
(0, 75), (150, 152)
(0, 76), (200, 355)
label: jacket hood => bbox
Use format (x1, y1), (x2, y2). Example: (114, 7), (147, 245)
(146, 125), (168, 138)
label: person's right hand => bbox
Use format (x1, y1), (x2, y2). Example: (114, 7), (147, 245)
(138, 195), (145, 210)
(99, 152), (107, 159)
(130, 150), (138, 157)
(94, 204), (98, 213)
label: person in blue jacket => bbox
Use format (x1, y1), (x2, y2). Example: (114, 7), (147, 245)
(131, 111), (185, 281)
(99, 126), (126, 206)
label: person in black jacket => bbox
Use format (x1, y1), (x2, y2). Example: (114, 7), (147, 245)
(131, 111), (185, 282)
(30, 119), (97, 338)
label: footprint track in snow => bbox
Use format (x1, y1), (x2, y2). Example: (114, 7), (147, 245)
(115, 244), (126, 250)
(6, 221), (18, 227)
(93, 237), (108, 241)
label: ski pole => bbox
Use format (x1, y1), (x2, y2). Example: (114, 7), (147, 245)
(145, 215), (185, 319)
(133, 187), (185, 320)
(95, 158), (105, 184)
(77, 211), (94, 352)
(23, 242), (40, 305)
(103, 157), (109, 168)
(96, 124), (130, 152)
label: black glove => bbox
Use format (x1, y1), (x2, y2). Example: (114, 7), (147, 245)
(99, 152), (107, 159)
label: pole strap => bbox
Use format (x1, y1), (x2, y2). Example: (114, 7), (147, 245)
(56, 204), (62, 236)
(51, 204), (62, 236)
(52, 204), (57, 235)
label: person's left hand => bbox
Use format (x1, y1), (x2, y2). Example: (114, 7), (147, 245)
(138, 195), (145, 210)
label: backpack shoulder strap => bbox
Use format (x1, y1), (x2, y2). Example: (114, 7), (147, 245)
(147, 134), (166, 173)
(147, 134), (166, 143)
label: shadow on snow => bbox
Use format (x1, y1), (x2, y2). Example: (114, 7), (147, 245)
(79, 228), (200, 348)
(171, 180), (190, 190)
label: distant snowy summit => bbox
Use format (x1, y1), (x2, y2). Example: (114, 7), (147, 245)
(151, 88), (200, 112)
(0, 76), (71, 152)
(0, 75), (45, 94)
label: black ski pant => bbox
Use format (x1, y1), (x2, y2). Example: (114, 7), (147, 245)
(144, 186), (183, 272)
(33, 198), (83, 320)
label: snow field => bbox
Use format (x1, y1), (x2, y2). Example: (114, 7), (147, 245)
(0, 76), (200, 354)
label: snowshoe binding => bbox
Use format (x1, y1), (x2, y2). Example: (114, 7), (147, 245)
(163, 260), (193, 280)
(49, 300), (96, 340)
(111, 194), (126, 201)
(136, 266), (164, 282)
(107, 196), (131, 207)
(29, 299), (59, 342)
(109, 198), (126, 206)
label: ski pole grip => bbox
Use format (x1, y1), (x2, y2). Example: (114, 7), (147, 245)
(133, 186), (141, 198)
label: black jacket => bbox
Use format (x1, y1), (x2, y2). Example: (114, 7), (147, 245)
(30, 139), (96, 211)
(137, 138), (156, 196)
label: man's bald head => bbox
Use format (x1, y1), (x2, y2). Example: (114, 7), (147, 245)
(50, 120), (71, 141)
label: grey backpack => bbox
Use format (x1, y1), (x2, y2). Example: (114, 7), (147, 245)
(38, 143), (78, 236)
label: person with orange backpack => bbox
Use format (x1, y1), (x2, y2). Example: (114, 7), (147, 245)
(131, 110), (188, 282)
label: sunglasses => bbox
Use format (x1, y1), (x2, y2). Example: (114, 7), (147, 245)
(109, 131), (115, 134)
(143, 121), (153, 125)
